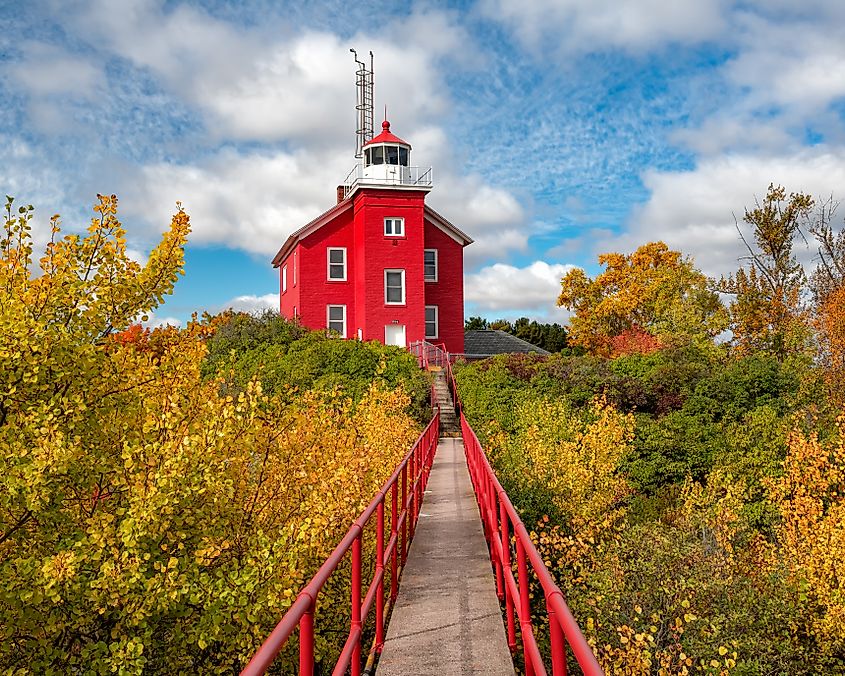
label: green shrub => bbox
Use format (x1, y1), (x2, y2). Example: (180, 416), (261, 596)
(203, 312), (431, 422)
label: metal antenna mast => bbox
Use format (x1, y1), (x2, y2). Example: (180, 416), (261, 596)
(350, 49), (374, 159)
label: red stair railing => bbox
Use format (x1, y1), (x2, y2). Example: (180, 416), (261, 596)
(461, 417), (603, 676)
(409, 339), (451, 369)
(241, 411), (440, 676)
(439, 352), (603, 676)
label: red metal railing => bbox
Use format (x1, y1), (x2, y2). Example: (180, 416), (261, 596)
(409, 339), (452, 369)
(439, 350), (603, 676)
(241, 411), (440, 675)
(462, 417), (603, 676)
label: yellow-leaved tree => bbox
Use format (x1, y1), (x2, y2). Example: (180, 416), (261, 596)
(558, 242), (728, 356)
(0, 196), (421, 673)
(766, 422), (845, 661)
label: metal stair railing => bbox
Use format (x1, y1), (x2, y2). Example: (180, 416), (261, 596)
(440, 354), (604, 676)
(241, 413), (440, 676)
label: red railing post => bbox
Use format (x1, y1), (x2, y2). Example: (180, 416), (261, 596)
(415, 444), (423, 525)
(376, 501), (385, 652)
(548, 598), (567, 676)
(483, 474), (494, 546)
(351, 533), (362, 676)
(390, 482), (398, 603)
(408, 448), (417, 541)
(300, 602), (315, 675)
(401, 463), (408, 565)
(500, 500), (517, 652)
(517, 539), (535, 676)
(492, 484), (504, 601)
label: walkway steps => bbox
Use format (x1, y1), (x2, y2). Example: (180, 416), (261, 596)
(433, 370), (461, 436)
(376, 438), (514, 675)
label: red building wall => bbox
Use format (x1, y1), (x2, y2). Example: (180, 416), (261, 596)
(352, 189), (427, 346)
(278, 246), (300, 320)
(424, 222), (465, 354)
(277, 188), (466, 351)
(280, 209), (357, 337)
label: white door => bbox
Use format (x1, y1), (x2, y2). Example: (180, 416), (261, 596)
(385, 324), (406, 347)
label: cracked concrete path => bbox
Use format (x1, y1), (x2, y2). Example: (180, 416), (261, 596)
(376, 437), (514, 676)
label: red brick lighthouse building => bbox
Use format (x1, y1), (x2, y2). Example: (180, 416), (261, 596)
(272, 57), (472, 353)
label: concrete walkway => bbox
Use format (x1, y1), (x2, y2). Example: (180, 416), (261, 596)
(377, 438), (514, 675)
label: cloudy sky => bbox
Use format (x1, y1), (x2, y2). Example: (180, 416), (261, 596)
(3, 0), (845, 325)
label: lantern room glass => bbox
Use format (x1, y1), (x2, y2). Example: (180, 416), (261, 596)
(364, 144), (409, 167)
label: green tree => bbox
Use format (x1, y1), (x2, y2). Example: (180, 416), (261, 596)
(511, 317), (569, 352)
(204, 310), (431, 422)
(464, 316), (489, 331)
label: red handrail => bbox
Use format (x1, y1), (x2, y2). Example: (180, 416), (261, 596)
(461, 417), (603, 676)
(241, 412), (440, 675)
(409, 339), (452, 369)
(440, 352), (602, 676)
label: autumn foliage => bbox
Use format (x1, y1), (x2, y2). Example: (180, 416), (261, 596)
(457, 341), (845, 673)
(816, 284), (845, 392)
(716, 184), (813, 360)
(558, 242), (728, 356)
(0, 197), (423, 672)
(609, 325), (663, 357)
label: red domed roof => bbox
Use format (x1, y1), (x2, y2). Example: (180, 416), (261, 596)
(363, 120), (411, 148)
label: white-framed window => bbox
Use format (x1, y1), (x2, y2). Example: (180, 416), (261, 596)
(282, 264), (288, 293)
(425, 306), (439, 339)
(327, 305), (346, 337)
(327, 247), (347, 281)
(384, 269), (405, 305)
(424, 249), (438, 282)
(293, 251), (297, 286)
(384, 217), (404, 237)
(293, 306), (297, 318)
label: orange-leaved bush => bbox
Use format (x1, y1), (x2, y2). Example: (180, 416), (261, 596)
(558, 242), (727, 356)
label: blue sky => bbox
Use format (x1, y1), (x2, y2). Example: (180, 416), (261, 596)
(3, 0), (845, 325)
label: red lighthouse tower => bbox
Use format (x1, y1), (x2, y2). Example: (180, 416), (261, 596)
(272, 56), (472, 353)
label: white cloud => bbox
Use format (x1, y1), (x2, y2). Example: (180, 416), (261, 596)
(66, 1), (465, 146)
(465, 261), (576, 316)
(4, 42), (106, 135)
(119, 146), (349, 254)
(118, 130), (531, 261)
(724, 12), (845, 113)
(220, 293), (280, 314)
(8, 43), (103, 98)
(481, 0), (727, 54)
(670, 116), (796, 157)
(664, 8), (845, 156)
(429, 177), (529, 264)
(140, 312), (182, 329)
(607, 149), (845, 279)
(0, 135), (77, 249)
